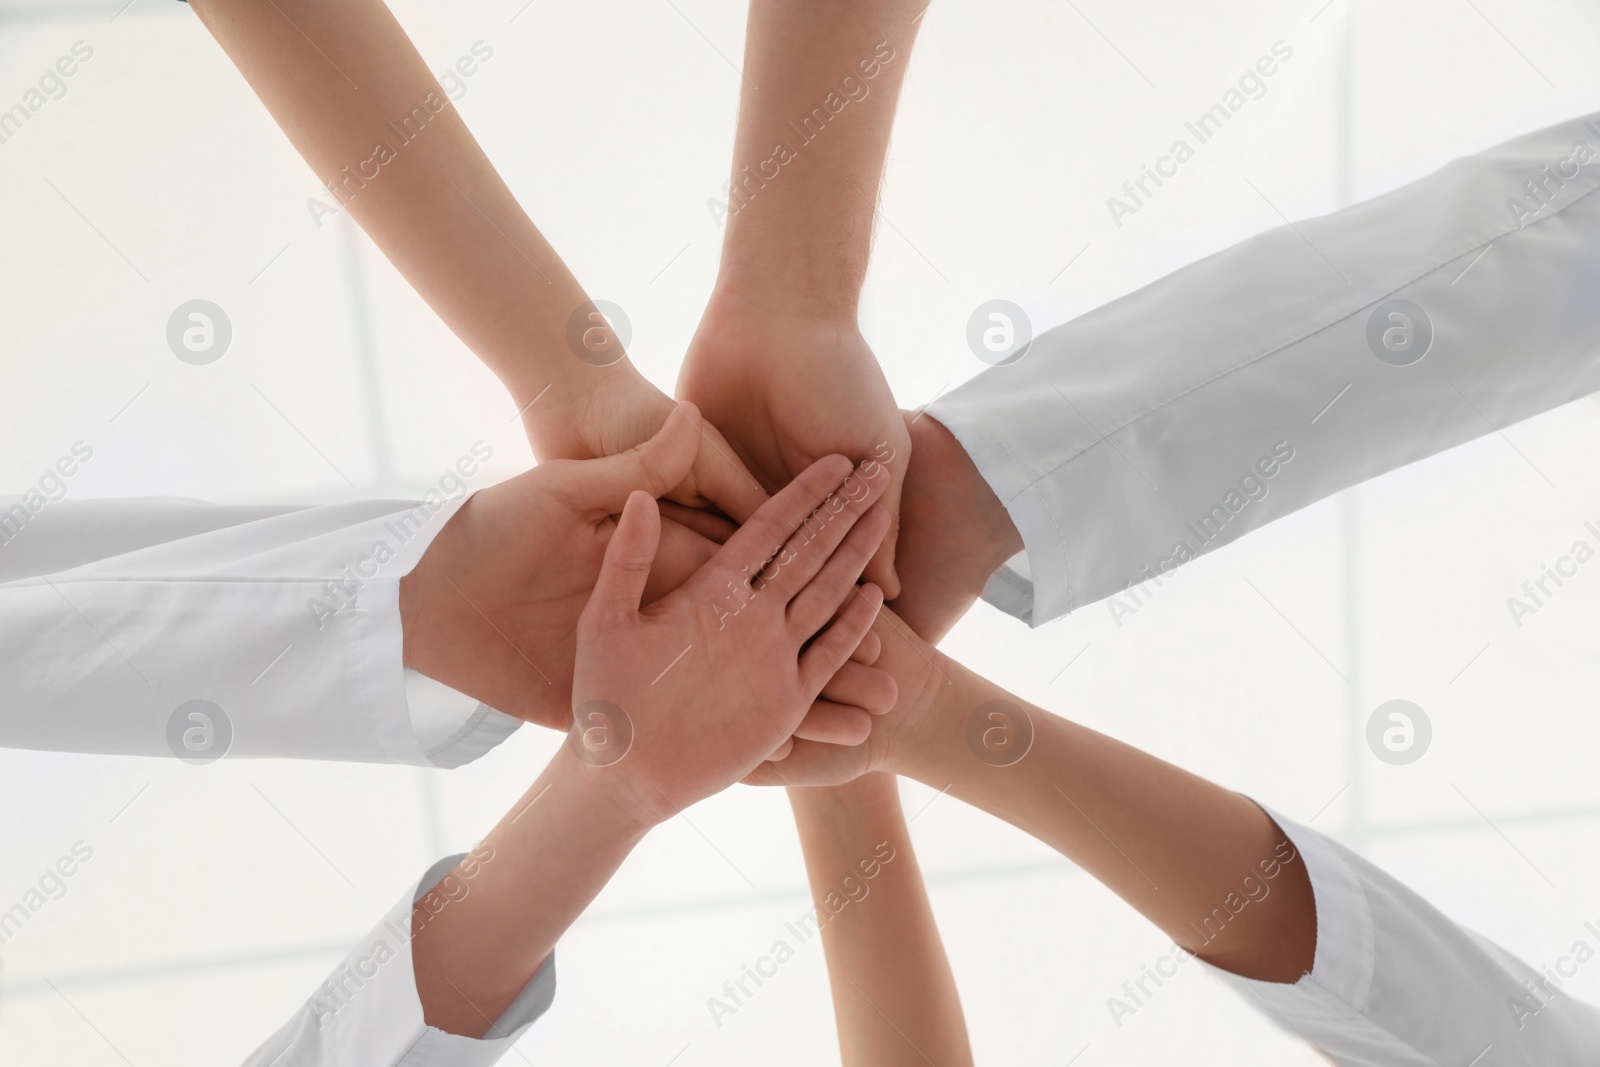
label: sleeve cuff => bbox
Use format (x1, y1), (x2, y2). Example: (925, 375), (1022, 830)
(926, 397), (1073, 627)
(1206, 805), (1381, 1047)
(258, 853), (557, 1066)
(409, 854), (557, 1041)
(354, 490), (517, 768)
(403, 670), (522, 770)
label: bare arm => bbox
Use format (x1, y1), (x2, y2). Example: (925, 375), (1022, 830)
(411, 749), (644, 1035)
(789, 776), (973, 1067)
(679, 0), (928, 596)
(413, 458), (893, 1035)
(715, 0), (925, 315)
(188, 0), (763, 518)
(755, 614), (1319, 984)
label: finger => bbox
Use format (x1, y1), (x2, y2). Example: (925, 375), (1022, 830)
(798, 582), (883, 695)
(657, 500), (738, 544)
(787, 505), (890, 638)
(563, 400), (700, 518)
(642, 517), (719, 605)
(765, 737), (795, 763)
(793, 701), (872, 745)
(584, 490), (660, 623)
(724, 457), (890, 605)
(685, 415), (769, 523)
(741, 737), (871, 788)
(819, 660), (898, 717)
(712, 454), (852, 580)
(848, 628), (881, 666)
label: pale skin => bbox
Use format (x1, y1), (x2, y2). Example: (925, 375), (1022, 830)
(398, 403), (892, 745)
(749, 613), (1321, 986)
(699, 6), (980, 1062)
(191, 0), (1024, 1052)
(788, 776), (974, 1067)
(188, 0), (767, 523)
(411, 456), (892, 1036)
(679, 0), (928, 599)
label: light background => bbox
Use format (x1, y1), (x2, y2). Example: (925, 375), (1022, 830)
(2, 0), (1600, 1063)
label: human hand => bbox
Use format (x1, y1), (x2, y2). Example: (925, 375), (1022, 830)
(678, 287), (912, 599)
(888, 410), (1023, 643)
(401, 402), (723, 730)
(570, 455), (894, 824)
(742, 603), (960, 789)
(533, 356), (770, 526)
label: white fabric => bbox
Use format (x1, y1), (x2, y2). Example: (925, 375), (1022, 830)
(0, 495), (516, 767)
(931, 110), (1600, 625)
(242, 852), (556, 1067)
(1216, 812), (1600, 1065)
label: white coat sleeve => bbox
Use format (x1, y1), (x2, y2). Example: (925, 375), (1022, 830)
(929, 110), (1600, 625)
(241, 853), (557, 1067)
(0, 495), (519, 767)
(1211, 811), (1600, 1066)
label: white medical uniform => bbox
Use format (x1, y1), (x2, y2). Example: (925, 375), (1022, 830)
(11, 111), (1600, 1067)
(931, 110), (1600, 625)
(0, 494), (513, 767)
(0, 494), (544, 1062)
(1218, 812), (1600, 1066)
(241, 854), (556, 1066)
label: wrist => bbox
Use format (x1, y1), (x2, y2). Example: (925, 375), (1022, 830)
(519, 357), (658, 464)
(787, 772), (903, 821)
(882, 647), (983, 786)
(706, 263), (862, 330)
(546, 744), (659, 843)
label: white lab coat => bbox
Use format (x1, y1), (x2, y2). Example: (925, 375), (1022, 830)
(0, 494), (515, 767)
(0, 492), (540, 1063)
(13, 111), (1600, 1067)
(241, 854), (556, 1066)
(1217, 812), (1600, 1066)
(931, 109), (1600, 625)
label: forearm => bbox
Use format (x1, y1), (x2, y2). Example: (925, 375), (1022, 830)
(874, 619), (1316, 982)
(717, 0), (925, 318)
(788, 776), (973, 1067)
(410, 748), (648, 1036)
(889, 411), (1023, 643)
(189, 0), (642, 454)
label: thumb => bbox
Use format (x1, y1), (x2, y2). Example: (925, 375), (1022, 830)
(587, 490), (661, 621)
(681, 417), (768, 523)
(572, 400), (701, 517)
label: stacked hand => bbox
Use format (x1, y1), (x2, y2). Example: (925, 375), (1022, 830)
(678, 288), (913, 598)
(570, 455), (893, 824)
(401, 403), (894, 746)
